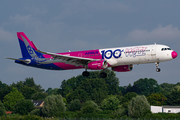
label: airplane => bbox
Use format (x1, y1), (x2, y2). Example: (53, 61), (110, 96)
(6, 32), (178, 78)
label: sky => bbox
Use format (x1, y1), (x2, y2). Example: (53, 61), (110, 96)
(0, 0), (180, 90)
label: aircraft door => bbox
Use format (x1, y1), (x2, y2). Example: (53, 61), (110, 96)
(151, 45), (157, 61)
(151, 45), (156, 55)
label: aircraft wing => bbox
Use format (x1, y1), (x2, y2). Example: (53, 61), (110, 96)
(36, 50), (101, 66)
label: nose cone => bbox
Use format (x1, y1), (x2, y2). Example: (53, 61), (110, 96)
(171, 51), (178, 59)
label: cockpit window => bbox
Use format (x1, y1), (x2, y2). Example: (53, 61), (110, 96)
(161, 48), (171, 51)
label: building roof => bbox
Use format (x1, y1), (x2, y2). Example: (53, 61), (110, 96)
(163, 106), (180, 108)
(32, 100), (44, 106)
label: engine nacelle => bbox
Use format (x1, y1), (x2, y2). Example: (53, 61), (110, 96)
(88, 60), (108, 70)
(111, 64), (133, 72)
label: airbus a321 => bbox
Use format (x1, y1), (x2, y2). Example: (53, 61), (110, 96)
(7, 32), (178, 78)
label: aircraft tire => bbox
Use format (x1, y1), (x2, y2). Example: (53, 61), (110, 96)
(156, 68), (161, 72)
(82, 71), (89, 77)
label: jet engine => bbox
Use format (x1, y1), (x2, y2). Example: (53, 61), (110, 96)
(88, 60), (108, 70)
(111, 64), (133, 72)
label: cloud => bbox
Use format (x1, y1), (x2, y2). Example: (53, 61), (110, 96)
(0, 28), (14, 42)
(9, 14), (43, 29)
(127, 25), (180, 42)
(57, 0), (134, 19)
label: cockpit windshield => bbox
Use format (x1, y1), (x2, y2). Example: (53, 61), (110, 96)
(161, 48), (171, 51)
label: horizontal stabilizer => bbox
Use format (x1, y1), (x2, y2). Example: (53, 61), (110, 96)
(6, 57), (31, 64)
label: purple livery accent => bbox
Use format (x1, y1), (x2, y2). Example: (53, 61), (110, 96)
(171, 51), (178, 59)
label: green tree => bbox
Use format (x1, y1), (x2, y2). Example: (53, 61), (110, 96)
(132, 78), (160, 96)
(103, 69), (120, 95)
(58, 70), (119, 99)
(82, 105), (96, 114)
(81, 100), (101, 112)
(11, 78), (44, 92)
(66, 89), (88, 103)
(79, 78), (108, 104)
(30, 109), (41, 116)
(3, 88), (24, 111)
(59, 76), (86, 97)
(42, 95), (66, 117)
(0, 101), (5, 116)
(124, 92), (137, 101)
(0, 84), (12, 101)
(119, 84), (133, 95)
(101, 96), (120, 111)
(31, 92), (48, 100)
(146, 93), (167, 106)
(68, 99), (82, 111)
(174, 85), (180, 91)
(20, 86), (36, 99)
(159, 83), (175, 96)
(166, 87), (180, 105)
(13, 99), (35, 115)
(119, 92), (138, 115)
(11, 81), (24, 91)
(111, 107), (126, 117)
(46, 88), (58, 95)
(128, 95), (151, 118)
(24, 77), (44, 92)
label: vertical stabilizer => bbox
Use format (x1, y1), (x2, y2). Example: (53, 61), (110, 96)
(17, 32), (41, 58)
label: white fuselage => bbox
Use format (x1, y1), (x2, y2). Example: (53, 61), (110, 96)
(99, 44), (174, 67)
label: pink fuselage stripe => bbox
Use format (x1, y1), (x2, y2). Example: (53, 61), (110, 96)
(43, 49), (103, 70)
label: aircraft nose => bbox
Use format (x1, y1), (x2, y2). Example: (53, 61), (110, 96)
(171, 51), (178, 59)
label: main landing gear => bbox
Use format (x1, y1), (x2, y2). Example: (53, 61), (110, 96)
(82, 71), (89, 77)
(82, 70), (107, 78)
(82, 66), (107, 78)
(82, 66), (90, 77)
(155, 62), (161, 72)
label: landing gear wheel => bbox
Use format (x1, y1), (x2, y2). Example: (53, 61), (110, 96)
(155, 62), (161, 72)
(156, 68), (161, 72)
(100, 72), (107, 78)
(82, 71), (89, 77)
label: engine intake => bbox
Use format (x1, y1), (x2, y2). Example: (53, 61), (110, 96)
(88, 60), (108, 70)
(111, 64), (133, 72)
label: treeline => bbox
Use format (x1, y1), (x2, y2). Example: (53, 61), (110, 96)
(0, 69), (180, 119)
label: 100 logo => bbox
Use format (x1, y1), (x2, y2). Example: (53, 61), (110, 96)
(101, 49), (124, 59)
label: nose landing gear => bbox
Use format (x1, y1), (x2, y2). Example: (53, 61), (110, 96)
(155, 62), (161, 72)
